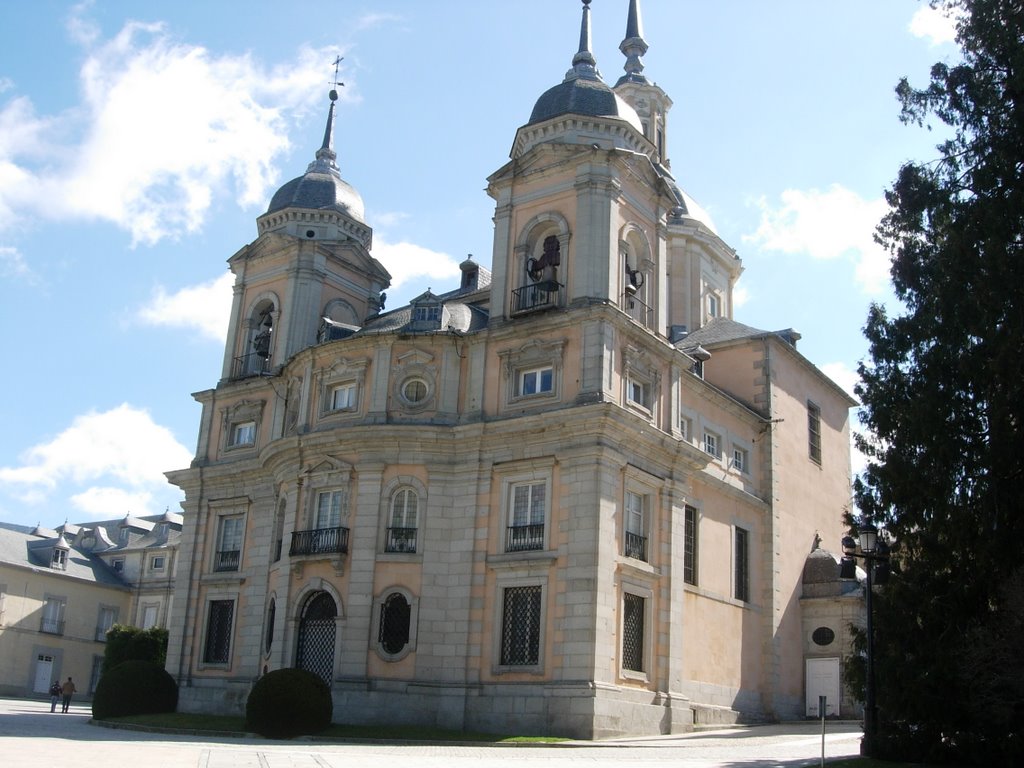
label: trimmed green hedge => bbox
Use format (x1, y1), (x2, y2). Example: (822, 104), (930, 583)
(92, 660), (178, 720)
(102, 624), (168, 674)
(245, 668), (332, 738)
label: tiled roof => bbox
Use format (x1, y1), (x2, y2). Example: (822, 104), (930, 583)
(0, 523), (128, 588)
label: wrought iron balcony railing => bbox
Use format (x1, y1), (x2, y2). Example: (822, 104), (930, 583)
(624, 531), (648, 562)
(506, 523), (545, 553)
(214, 549), (240, 572)
(290, 526), (349, 557)
(621, 293), (655, 330)
(511, 281), (563, 315)
(40, 617), (65, 635)
(231, 352), (272, 379)
(385, 527), (418, 553)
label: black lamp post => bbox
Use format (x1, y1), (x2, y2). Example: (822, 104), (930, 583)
(842, 523), (886, 757)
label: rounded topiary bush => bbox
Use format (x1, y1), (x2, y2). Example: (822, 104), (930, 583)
(245, 668), (332, 739)
(92, 659), (178, 720)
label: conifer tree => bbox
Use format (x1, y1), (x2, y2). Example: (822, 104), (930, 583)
(854, 1), (1024, 763)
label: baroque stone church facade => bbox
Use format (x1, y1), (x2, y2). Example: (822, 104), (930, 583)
(166, 0), (856, 738)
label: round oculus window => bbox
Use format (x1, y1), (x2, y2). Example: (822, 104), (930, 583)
(812, 626), (835, 646)
(402, 378), (428, 403)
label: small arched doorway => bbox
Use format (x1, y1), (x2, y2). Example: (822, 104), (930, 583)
(295, 591), (337, 685)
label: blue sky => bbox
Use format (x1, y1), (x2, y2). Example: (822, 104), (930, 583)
(0, 1), (958, 529)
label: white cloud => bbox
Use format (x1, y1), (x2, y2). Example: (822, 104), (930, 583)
(0, 17), (341, 244)
(354, 13), (404, 32)
(0, 245), (35, 282)
(137, 271), (233, 342)
(744, 185), (891, 294)
(0, 404), (192, 517)
(732, 281), (751, 309)
(66, 2), (100, 47)
(909, 5), (958, 46)
(373, 238), (462, 296)
(820, 361), (859, 402)
(71, 486), (155, 518)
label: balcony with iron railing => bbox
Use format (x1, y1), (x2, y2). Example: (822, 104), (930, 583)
(231, 352), (272, 379)
(384, 527), (418, 553)
(621, 293), (655, 330)
(624, 531), (648, 562)
(214, 549), (240, 572)
(290, 526), (349, 557)
(40, 617), (65, 635)
(511, 281), (563, 315)
(506, 523), (545, 553)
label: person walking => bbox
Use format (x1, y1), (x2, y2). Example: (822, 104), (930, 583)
(48, 680), (61, 712)
(60, 676), (76, 713)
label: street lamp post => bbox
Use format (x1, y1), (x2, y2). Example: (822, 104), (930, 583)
(842, 523), (886, 757)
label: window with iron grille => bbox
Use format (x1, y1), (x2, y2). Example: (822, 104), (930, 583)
(378, 593), (411, 655)
(204, 600), (234, 664)
(683, 505), (698, 586)
(622, 592), (645, 673)
(500, 585), (541, 666)
(734, 527), (750, 603)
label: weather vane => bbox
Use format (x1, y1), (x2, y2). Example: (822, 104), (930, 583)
(329, 55), (344, 101)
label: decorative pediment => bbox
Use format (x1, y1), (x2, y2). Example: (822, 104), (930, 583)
(395, 349), (434, 368)
(303, 455), (355, 479)
(225, 399), (266, 421)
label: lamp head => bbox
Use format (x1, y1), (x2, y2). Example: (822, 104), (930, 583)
(858, 523), (878, 554)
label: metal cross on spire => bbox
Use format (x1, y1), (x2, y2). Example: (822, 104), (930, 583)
(329, 55), (345, 101)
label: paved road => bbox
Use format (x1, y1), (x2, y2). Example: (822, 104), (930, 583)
(0, 697), (863, 768)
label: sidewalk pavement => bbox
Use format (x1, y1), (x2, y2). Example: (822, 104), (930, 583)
(0, 696), (863, 768)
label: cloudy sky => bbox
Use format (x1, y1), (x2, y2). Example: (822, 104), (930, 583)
(0, 1), (957, 529)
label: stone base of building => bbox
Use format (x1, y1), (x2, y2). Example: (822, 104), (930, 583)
(177, 677), (702, 739)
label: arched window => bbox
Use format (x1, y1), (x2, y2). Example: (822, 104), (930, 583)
(386, 489), (418, 553)
(512, 214), (569, 315)
(620, 226), (654, 330)
(377, 592), (411, 655)
(264, 598), (276, 654)
(235, 297), (277, 377)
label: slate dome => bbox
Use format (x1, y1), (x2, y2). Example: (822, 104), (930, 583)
(266, 91), (365, 224)
(267, 165), (365, 223)
(529, 76), (643, 132)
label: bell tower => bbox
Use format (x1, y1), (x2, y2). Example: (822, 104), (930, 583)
(220, 84), (390, 381)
